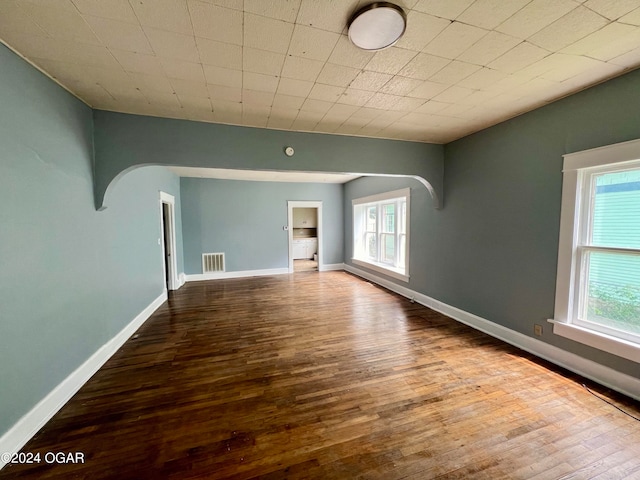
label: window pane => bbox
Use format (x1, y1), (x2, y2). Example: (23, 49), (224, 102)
(583, 250), (640, 335)
(352, 191), (409, 277)
(366, 232), (377, 259)
(381, 233), (395, 264)
(366, 206), (376, 232)
(382, 203), (395, 233)
(592, 168), (640, 249)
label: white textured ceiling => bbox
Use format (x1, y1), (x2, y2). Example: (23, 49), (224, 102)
(2, 0), (640, 143)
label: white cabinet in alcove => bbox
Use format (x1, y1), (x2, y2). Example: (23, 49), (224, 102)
(292, 238), (317, 259)
(292, 240), (306, 259)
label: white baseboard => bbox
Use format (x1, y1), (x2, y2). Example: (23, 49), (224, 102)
(187, 265), (345, 278)
(0, 291), (167, 471)
(178, 273), (186, 288)
(344, 264), (640, 401)
(186, 267), (289, 282)
(319, 263), (346, 272)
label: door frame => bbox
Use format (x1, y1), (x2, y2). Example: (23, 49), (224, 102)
(160, 191), (179, 291)
(288, 201), (323, 273)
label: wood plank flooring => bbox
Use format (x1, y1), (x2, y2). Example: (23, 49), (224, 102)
(293, 260), (317, 272)
(2, 271), (640, 479)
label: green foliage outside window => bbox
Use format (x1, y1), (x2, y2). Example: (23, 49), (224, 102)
(588, 283), (640, 334)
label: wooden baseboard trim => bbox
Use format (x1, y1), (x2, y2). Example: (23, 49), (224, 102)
(344, 264), (640, 401)
(0, 292), (167, 470)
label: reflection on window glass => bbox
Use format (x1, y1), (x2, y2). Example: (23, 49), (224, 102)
(381, 234), (395, 264)
(584, 250), (640, 335)
(592, 169), (640, 249)
(366, 232), (377, 259)
(367, 206), (376, 232)
(383, 204), (395, 233)
(580, 167), (640, 338)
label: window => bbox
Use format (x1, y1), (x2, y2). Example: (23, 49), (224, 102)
(551, 139), (640, 362)
(353, 188), (409, 281)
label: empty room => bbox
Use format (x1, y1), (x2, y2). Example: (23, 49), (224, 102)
(1, 1), (640, 478)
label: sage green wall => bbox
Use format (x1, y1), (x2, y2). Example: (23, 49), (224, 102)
(0, 44), (183, 436)
(440, 69), (640, 376)
(181, 178), (343, 273)
(92, 110), (444, 210)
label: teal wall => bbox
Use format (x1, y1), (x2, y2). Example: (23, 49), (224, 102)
(435, 69), (640, 376)
(0, 44), (183, 435)
(181, 178), (343, 273)
(93, 110), (444, 210)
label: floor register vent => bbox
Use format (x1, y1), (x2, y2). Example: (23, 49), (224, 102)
(202, 252), (225, 273)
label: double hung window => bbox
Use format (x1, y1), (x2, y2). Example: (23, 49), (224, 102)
(352, 188), (409, 281)
(551, 140), (640, 362)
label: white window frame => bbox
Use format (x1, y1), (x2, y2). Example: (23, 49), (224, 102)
(352, 188), (410, 282)
(549, 138), (640, 363)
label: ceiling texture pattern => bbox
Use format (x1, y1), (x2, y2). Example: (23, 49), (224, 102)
(2, 0), (640, 143)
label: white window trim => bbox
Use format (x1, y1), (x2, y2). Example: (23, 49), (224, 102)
(549, 138), (640, 363)
(352, 188), (410, 282)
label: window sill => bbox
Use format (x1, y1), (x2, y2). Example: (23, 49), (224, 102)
(548, 319), (640, 363)
(352, 258), (409, 282)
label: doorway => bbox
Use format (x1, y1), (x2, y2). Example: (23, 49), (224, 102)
(160, 191), (178, 290)
(288, 201), (323, 273)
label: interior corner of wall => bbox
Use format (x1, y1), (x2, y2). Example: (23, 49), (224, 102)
(93, 165), (110, 211)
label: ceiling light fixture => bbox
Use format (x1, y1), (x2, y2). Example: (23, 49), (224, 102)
(347, 2), (407, 51)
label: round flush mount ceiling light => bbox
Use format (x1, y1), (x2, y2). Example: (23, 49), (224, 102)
(348, 2), (407, 51)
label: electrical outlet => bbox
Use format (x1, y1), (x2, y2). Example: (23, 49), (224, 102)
(534, 324), (543, 336)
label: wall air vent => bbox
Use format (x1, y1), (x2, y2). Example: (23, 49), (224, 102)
(202, 253), (225, 273)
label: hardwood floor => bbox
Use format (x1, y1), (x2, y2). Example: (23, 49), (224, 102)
(293, 259), (317, 272)
(2, 271), (640, 479)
